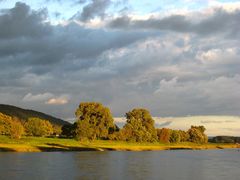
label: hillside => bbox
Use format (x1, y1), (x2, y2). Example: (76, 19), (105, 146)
(0, 104), (70, 126)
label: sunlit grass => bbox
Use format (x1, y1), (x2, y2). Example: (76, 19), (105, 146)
(0, 135), (238, 152)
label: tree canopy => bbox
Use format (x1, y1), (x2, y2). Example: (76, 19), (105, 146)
(74, 102), (115, 140)
(188, 126), (208, 143)
(24, 117), (54, 137)
(0, 112), (25, 139)
(120, 108), (157, 142)
(157, 128), (171, 143)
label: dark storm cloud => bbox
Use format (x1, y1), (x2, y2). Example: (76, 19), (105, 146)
(0, 2), (154, 82)
(0, 22), (151, 70)
(108, 8), (240, 37)
(73, 0), (112, 22)
(0, 2), (51, 39)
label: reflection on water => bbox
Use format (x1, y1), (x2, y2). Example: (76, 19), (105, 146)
(0, 149), (240, 180)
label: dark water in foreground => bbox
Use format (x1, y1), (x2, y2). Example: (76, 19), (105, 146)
(0, 149), (239, 180)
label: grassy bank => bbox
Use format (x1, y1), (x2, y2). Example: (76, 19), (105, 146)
(0, 136), (239, 152)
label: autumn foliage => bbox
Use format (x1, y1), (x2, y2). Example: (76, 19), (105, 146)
(0, 103), (208, 144)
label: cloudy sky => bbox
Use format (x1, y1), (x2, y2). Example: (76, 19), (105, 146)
(0, 0), (240, 126)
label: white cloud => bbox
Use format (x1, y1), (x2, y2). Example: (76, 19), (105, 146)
(22, 93), (70, 105)
(209, 1), (240, 12)
(22, 93), (53, 102)
(196, 48), (238, 65)
(45, 95), (70, 105)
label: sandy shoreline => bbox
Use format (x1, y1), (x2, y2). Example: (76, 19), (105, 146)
(0, 143), (239, 152)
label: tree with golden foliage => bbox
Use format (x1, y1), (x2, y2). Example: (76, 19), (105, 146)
(74, 102), (116, 140)
(24, 117), (53, 137)
(187, 126), (208, 143)
(9, 119), (25, 139)
(53, 125), (62, 136)
(0, 113), (25, 139)
(157, 128), (171, 143)
(120, 108), (157, 142)
(0, 112), (12, 135)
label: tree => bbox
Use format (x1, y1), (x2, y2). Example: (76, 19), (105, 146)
(44, 120), (54, 136)
(178, 130), (190, 142)
(61, 124), (75, 138)
(0, 113), (25, 139)
(170, 130), (181, 143)
(24, 117), (54, 137)
(157, 128), (171, 143)
(187, 126), (208, 143)
(53, 125), (62, 136)
(75, 120), (95, 140)
(0, 112), (12, 135)
(120, 108), (157, 142)
(74, 102), (115, 140)
(9, 119), (25, 139)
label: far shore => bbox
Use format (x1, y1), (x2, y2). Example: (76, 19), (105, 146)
(0, 136), (239, 152)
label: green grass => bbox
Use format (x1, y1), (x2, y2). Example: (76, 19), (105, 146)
(0, 135), (239, 152)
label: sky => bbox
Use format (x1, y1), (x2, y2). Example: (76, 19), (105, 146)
(0, 0), (240, 131)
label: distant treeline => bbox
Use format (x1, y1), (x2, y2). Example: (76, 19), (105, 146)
(209, 136), (240, 143)
(0, 102), (213, 144)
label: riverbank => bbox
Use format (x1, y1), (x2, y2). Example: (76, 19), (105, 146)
(0, 136), (239, 152)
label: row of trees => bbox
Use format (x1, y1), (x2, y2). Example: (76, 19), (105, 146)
(210, 136), (240, 143)
(0, 102), (208, 143)
(61, 102), (208, 144)
(0, 112), (61, 139)
(156, 126), (208, 143)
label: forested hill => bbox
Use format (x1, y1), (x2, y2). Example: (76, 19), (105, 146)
(0, 104), (70, 126)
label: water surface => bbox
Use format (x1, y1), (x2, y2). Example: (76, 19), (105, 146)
(0, 149), (239, 180)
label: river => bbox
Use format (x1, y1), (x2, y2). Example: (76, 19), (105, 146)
(0, 149), (239, 180)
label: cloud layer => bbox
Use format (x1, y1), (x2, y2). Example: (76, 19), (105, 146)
(108, 8), (240, 38)
(74, 0), (112, 22)
(0, 1), (240, 125)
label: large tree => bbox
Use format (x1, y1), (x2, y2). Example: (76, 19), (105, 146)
(120, 108), (157, 142)
(74, 102), (115, 140)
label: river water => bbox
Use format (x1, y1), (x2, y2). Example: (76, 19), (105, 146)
(0, 149), (239, 180)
